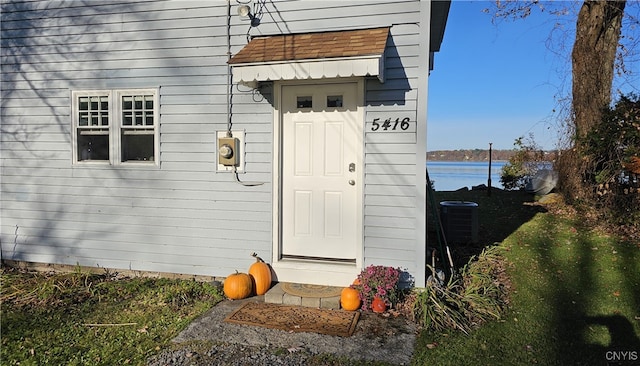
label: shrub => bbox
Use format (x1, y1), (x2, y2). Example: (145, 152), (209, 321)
(580, 93), (640, 227)
(500, 134), (547, 191)
(411, 246), (508, 333)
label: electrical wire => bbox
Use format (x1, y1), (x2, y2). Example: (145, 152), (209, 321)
(226, 0), (264, 187)
(226, 0), (232, 137)
(233, 166), (264, 186)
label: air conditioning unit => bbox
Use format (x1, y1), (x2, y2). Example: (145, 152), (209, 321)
(439, 201), (478, 244)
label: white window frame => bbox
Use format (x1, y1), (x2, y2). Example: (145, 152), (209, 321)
(72, 89), (160, 166)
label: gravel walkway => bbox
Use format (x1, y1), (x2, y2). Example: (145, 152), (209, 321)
(147, 297), (417, 365)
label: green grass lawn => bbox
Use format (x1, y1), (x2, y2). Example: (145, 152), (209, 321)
(414, 190), (640, 365)
(1, 272), (222, 365)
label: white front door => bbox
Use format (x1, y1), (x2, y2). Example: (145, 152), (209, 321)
(280, 82), (362, 262)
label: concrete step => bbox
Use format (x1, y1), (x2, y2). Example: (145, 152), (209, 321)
(264, 282), (342, 310)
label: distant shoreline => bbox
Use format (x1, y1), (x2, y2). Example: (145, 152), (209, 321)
(427, 159), (510, 162)
(427, 149), (555, 162)
(427, 149), (516, 162)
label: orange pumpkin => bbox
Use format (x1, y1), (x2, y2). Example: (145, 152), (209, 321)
(371, 297), (387, 313)
(249, 252), (272, 295)
(340, 287), (361, 311)
(223, 271), (253, 300)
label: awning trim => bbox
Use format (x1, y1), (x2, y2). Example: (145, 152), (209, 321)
(232, 55), (385, 85)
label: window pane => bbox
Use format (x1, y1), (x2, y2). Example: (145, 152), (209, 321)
(327, 95), (343, 108)
(297, 96), (312, 109)
(145, 112), (154, 126)
(134, 96), (143, 109)
(122, 113), (132, 126)
(135, 112), (143, 125)
(123, 96), (133, 110)
(90, 97), (99, 110)
(77, 132), (109, 161)
(91, 114), (99, 126)
(100, 113), (109, 126)
(145, 97), (153, 109)
(121, 132), (154, 162)
(79, 97), (89, 111)
(79, 112), (89, 126)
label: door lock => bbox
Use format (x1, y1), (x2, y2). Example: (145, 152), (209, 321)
(349, 163), (356, 172)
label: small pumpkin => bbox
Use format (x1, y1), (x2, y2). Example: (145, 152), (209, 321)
(249, 252), (272, 295)
(223, 271), (253, 300)
(371, 297), (387, 313)
(340, 287), (361, 311)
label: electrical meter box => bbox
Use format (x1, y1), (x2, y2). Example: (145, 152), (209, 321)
(218, 136), (239, 166)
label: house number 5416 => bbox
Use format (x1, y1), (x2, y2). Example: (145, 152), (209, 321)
(371, 117), (411, 131)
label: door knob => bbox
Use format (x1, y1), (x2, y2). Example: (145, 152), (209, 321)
(348, 179), (355, 186)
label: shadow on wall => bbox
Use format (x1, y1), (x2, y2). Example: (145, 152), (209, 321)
(366, 34), (411, 107)
(1, 1), (145, 268)
(1, 1), (143, 152)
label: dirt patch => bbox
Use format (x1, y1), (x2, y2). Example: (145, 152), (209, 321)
(154, 297), (417, 365)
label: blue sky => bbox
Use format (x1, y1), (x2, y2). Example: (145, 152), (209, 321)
(427, 1), (571, 151)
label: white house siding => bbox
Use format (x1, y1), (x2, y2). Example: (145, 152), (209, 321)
(1, 0), (432, 284)
(250, 1), (429, 282)
(1, 0), (270, 276)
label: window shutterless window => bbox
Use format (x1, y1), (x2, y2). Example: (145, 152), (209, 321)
(76, 94), (110, 161)
(119, 92), (156, 162)
(71, 89), (159, 165)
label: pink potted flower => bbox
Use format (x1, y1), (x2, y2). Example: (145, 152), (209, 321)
(351, 265), (401, 312)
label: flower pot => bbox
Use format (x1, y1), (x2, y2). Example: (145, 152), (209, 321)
(371, 297), (387, 313)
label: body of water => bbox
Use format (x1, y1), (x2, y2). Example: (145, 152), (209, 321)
(426, 161), (507, 191)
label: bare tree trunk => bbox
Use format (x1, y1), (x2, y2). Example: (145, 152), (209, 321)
(572, 0), (626, 139)
(560, 0), (626, 200)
